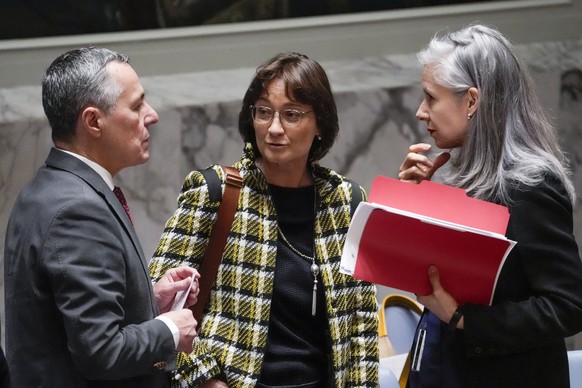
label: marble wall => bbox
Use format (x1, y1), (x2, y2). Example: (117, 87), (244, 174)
(1, 38), (582, 348)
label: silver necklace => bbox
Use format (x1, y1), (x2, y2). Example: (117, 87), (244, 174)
(277, 226), (320, 316)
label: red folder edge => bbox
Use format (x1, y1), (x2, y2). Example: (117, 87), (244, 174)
(369, 176), (510, 235)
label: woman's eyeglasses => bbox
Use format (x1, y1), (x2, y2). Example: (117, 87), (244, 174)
(250, 105), (313, 128)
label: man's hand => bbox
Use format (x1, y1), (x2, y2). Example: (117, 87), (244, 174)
(398, 143), (450, 183)
(154, 266), (200, 313)
(159, 309), (198, 353)
(200, 379), (229, 388)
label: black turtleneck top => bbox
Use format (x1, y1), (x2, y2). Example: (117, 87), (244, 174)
(257, 184), (329, 387)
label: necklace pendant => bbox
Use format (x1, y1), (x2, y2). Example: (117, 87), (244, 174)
(310, 263), (320, 277)
(312, 278), (318, 316)
(311, 263), (320, 316)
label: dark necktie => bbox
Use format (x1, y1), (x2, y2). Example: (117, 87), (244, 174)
(113, 186), (132, 223)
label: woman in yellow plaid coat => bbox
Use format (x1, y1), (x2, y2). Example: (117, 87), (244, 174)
(150, 52), (379, 387)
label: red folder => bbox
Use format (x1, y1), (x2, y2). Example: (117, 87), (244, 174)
(340, 176), (516, 305)
(368, 175), (510, 235)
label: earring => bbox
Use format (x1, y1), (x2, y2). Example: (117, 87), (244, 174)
(468, 113), (473, 120)
(316, 135), (322, 140)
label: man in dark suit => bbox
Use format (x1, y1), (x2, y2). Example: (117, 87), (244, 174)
(3, 47), (199, 387)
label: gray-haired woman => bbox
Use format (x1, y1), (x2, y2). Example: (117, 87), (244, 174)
(399, 24), (582, 387)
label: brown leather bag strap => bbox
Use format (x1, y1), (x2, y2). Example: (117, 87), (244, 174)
(190, 165), (242, 325)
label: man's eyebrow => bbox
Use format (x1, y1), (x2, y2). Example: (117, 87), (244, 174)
(133, 91), (145, 103)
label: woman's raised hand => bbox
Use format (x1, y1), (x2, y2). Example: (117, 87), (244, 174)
(399, 143), (450, 184)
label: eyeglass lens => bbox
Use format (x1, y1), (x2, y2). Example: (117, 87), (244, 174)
(252, 106), (305, 127)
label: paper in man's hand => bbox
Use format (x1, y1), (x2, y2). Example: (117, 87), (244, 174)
(170, 274), (195, 311)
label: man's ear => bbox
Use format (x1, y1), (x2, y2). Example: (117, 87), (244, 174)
(80, 106), (103, 139)
(467, 87), (480, 114)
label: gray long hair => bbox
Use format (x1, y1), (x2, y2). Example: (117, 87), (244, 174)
(418, 24), (575, 206)
(42, 47), (129, 143)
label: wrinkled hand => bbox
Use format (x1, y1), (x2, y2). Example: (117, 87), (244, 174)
(154, 266), (200, 313)
(398, 143), (450, 183)
(200, 379), (229, 388)
(416, 266), (462, 329)
(159, 309), (198, 353)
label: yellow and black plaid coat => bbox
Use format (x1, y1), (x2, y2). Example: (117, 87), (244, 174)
(150, 144), (379, 387)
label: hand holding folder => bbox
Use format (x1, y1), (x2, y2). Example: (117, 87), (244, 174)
(340, 176), (516, 305)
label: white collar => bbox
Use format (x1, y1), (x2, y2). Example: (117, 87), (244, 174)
(57, 148), (115, 190)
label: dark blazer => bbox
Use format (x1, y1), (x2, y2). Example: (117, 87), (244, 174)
(461, 175), (582, 387)
(4, 148), (175, 388)
(408, 175), (582, 388)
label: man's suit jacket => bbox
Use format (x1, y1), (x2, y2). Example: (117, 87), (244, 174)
(4, 148), (175, 387)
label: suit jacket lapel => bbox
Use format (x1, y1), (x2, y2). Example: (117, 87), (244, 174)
(45, 148), (148, 269)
